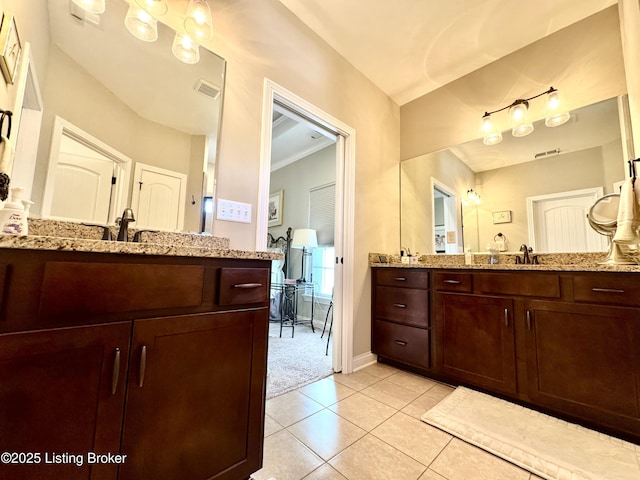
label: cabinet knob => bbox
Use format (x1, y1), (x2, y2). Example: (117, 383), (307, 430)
(111, 348), (121, 395)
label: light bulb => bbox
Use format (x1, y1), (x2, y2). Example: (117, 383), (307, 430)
(71, 0), (105, 14)
(509, 100), (533, 137)
(481, 113), (502, 145)
(125, 5), (158, 42)
(135, 0), (168, 16)
(545, 89), (571, 127)
(184, 0), (213, 41)
(172, 33), (200, 64)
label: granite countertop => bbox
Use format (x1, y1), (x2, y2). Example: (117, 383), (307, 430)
(369, 252), (640, 273)
(0, 219), (282, 261)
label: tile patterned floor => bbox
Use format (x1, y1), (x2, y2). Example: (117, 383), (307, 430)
(252, 363), (544, 480)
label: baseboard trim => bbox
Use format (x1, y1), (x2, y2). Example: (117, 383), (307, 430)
(352, 351), (377, 372)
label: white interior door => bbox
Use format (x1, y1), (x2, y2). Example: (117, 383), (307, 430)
(131, 163), (187, 231)
(49, 136), (114, 224)
(528, 187), (607, 252)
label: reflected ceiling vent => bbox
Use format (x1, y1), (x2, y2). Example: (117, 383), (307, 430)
(534, 148), (561, 159)
(69, 2), (101, 26)
(194, 79), (220, 100)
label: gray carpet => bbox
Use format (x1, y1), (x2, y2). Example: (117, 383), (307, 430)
(266, 322), (333, 399)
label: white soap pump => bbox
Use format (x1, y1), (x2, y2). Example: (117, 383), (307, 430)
(0, 186), (28, 235)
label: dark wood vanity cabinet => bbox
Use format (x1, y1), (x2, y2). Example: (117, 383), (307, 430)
(372, 266), (640, 442)
(0, 249), (271, 480)
(371, 268), (430, 370)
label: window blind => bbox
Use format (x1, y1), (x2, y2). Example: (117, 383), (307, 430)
(309, 182), (335, 245)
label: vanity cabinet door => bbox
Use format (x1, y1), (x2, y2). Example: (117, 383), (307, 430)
(120, 309), (268, 480)
(0, 322), (130, 480)
(523, 300), (640, 437)
(434, 293), (516, 394)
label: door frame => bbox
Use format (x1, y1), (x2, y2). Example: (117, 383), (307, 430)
(42, 116), (131, 224)
(526, 186), (606, 251)
(430, 178), (458, 254)
(257, 79), (356, 374)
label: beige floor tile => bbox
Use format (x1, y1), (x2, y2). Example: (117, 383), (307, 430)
(329, 434), (426, 480)
(288, 408), (366, 460)
(385, 370), (439, 393)
(430, 438), (530, 480)
(361, 379), (422, 409)
(299, 376), (357, 407)
(401, 384), (455, 419)
(372, 412), (452, 466)
(303, 464), (348, 480)
(358, 362), (399, 379)
(266, 390), (324, 427)
(264, 413), (284, 437)
(418, 469), (447, 480)
(332, 370), (382, 391)
(328, 392), (397, 431)
(252, 429), (324, 480)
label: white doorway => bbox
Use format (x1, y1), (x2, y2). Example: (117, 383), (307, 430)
(527, 187), (607, 252)
(257, 80), (355, 374)
(130, 163), (187, 231)
(431, 178), (458, 254)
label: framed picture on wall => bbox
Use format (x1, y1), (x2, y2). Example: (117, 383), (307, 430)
(0, 12), (21, 85)
(268, 190), (284, 227)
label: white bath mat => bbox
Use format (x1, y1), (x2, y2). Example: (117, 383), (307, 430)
(421, 386), (640, 480)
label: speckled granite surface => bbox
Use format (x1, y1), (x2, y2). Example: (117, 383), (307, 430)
(369, 252), (640, 273)
(1, 219), (281, 261)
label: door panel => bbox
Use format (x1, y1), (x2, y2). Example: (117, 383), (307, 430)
(131, 163), (186, 231)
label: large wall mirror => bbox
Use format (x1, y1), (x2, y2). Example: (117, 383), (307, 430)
(401, 95), (631, 255)
(13, 0), (225, 232)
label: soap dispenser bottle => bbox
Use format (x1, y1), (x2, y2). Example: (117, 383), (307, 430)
(0, 187), (28, 235)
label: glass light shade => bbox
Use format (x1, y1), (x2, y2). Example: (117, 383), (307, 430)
(481, 113), (503, 145)
(545, 89), (571, 127)
(125, 5), (158, 42)
(135, 0), (168, 16)
(467, 189), (481, 205)
(172, 33), (200, 64)
(292, 229), (318, 248)
(71, 0), (105, 14)
(184, 0), (214, 41)
(509, 100), (534, 137)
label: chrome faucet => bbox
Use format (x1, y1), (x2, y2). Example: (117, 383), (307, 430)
(116, 208), (135, 242)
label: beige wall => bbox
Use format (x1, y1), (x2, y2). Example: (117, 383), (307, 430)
(401, 6), (626, 161)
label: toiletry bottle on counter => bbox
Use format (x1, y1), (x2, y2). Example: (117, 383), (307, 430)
(0, 187), (28, 235)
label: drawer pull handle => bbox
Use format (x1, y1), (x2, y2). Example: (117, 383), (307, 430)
(234, 283), (263, 289)
(444, 280), (461, 284)
(591, 287), (625, 294)
(394, 277), (407, 281)
(393, 303), (407, 308)
(504, 308), (509, 327)
(394, 340), (408, 346)
(526, 310), (532, 331)
(139, 345), (147, 388)
(111, 348), (121, 395)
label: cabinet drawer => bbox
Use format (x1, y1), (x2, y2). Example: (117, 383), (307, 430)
(375, 268), (428, 289)
(572, 274), (640, 306)
(474, 272), (560, 298)
(218, 268), (270, 305)
(375, 286), (429, 328)
(373, 320), (429, 369)
(433, 272), (472, 292)
(39, 262), (205, 319)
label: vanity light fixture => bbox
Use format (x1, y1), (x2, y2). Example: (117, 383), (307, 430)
(466, 189), (481, 205)
(125, 4), (158, 42)
(71, 0), (105, 14)
(481, 87), (570, 145)
(135, 0), (169, 17)
(172, 33), (200, 64)
(184, 0), (214, 41)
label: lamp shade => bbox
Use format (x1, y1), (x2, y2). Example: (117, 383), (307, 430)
(125, 5), (158, 42)
(184, 0), (214, 41)
(292, 229), (318, 248)
(172, 33), (200, 64)
(72, 0), (105, 14)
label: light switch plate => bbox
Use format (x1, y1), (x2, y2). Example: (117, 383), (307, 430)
(216, 199), (252, 223)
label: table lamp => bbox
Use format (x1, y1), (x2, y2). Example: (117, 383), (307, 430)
(292, 228), (318, 283)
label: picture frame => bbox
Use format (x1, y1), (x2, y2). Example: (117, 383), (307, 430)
(268, 190), (284, 227)
(0, 12), (21, 85)
(492, 210), (512, 224)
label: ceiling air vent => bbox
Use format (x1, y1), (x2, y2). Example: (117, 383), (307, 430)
(534, 148), (561, 160)
(194, 79), (221, 100)
(69, 2), (101, 26)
